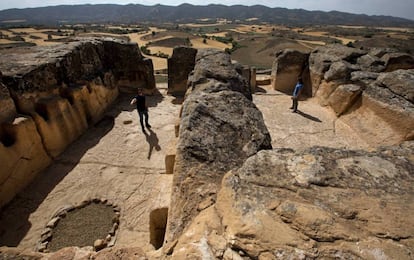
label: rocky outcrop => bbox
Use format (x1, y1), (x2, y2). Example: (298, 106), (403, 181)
(0, 81), (16, 122)
(306, 44), (414, 145)
(271, 49), (311, 96)
(169, 143), (414, 259)
(167, 46), (197, 96)
(165, 49), (271, 245)
(309, 44), (366, 96)
(0, 38), (155, 208)
(382, 52), (414, 72)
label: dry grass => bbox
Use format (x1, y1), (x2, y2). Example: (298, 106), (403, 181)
(191, 37), (229, 49)
(0, 39), (18, 44)
(181, 23), (222, 27)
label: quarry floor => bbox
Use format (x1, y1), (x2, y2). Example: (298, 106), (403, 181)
(0, 83), (372, 252)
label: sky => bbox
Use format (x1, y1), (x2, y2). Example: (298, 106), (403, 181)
(0, 0), (413, 21)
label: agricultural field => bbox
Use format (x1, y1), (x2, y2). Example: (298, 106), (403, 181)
(1, 22), (413, 71)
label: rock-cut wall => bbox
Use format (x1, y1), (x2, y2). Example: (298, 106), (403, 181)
(0, 38), (155, 208)
(165, 49), (272, 245)
(272, 45), (414, 147)
(162, 48), (414, 260)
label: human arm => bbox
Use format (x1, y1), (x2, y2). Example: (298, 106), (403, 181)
(130, 97), (137, 105)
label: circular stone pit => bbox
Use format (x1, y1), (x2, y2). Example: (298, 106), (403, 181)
(36, 199), (120, 253)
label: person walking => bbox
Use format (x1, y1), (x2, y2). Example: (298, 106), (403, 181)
(130, 88), (151, 133)
(290, 77), (304, 113)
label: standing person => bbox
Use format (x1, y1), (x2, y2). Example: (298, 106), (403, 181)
(290, 77), (304, 113)
(130, 88), (151, 133)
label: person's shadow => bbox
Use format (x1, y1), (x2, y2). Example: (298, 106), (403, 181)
(296, 110), (322, 123)
(144, 128), (161, 159)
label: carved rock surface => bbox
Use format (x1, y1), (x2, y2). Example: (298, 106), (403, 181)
(171, 144), (414, 259)
(166, 49), (271, 243)
(0, 38), (154, 208)
(168, 46), (197, 96)
(328, 84), (362, 116)
(309, 44), (366, 95)
(271, 49), (310, 95)
(215, 145), (414, 259)
(0, 116), (51, 207)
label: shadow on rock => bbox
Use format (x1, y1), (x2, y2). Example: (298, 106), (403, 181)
(297, 110), (322, 123)
(145, 128), (161, 160)
(0, 103), (118, 247)
(254, 86), (268, 93)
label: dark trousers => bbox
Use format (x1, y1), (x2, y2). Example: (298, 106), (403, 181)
(292, 97), (298, 111)
(138, 110), (149, 129)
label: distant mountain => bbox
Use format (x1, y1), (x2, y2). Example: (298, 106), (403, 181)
(0, 4), (413, 27)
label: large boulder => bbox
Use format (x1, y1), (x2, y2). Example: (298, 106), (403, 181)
(167, 46), (197, 96)
(375, 69), (414, 103)
(271, 49), (310, 96)
(188, 49), (252, 100)
(170, 144), (414, 259)
(166, 49), (271, 244)
(382, 52), (414, 72)
(309, 44), (366, 96)
(357, 53), (385, 72)
(328, 84), (362, 116)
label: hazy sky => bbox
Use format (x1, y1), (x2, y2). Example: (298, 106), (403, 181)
(0, 0), (413, 21)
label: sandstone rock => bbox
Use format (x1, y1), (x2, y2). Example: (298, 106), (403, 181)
(0, 38), (154, 207)
(271, 49), (310, 95)
(0, 81), (16, 122)
(46, 217), (60, 228)
(0, 246), (45, 258)
(93, 239), (107, 251)
(350, 70), (379, 86)
(328, 84), (362, 116)
(357, 53), (385, 72)
(166, 49), (271, 243)
(223, 248), (244, 260)
(164, 138), (177, 174)
(101, 40), (155, 92)
(375, 69), (414, 103)
(368, 47), (396, 58)
(0, 116), (51, 207)
(168, 46), (197, 96)
(188, 48), (252, 100)
(382, 52), (414, 72)
(324, 60), (358, 82)
(48, 246), (92, 260)
(256, 75), (271, 86)
(234, 62), (253, 91)
(213, 146), (414, 259)
(309, 44), (366, 95)
(361, 82), (414, 142)
(250, 67), (256, 92)
(169, 207), (224, 259)
(93, 247), (146, 259)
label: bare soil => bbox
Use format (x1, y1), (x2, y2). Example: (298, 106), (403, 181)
(48, 203), (115, 251)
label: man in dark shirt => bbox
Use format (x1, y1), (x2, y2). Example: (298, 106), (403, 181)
(130, 88), (151, 133)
